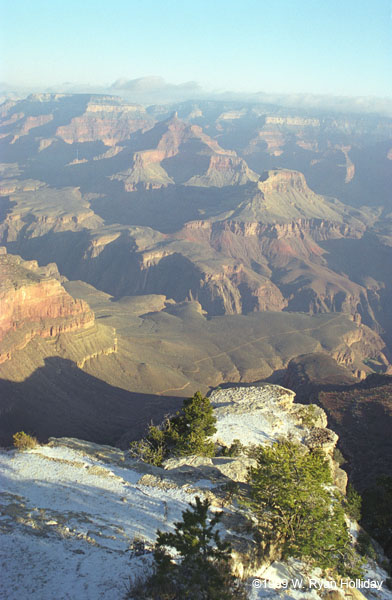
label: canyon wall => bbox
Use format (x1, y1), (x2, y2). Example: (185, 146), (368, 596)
(0, 249), (94, 363)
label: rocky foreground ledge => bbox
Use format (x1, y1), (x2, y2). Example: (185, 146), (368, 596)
(0, 384), (390, 600)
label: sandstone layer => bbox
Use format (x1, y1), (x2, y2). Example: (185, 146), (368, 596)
(0, 249), (94, 363)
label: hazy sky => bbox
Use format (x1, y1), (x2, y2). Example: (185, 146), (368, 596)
(1, 0), (392, 97)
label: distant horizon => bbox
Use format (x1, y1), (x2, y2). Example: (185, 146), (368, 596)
(2, 76), (392, 117)
(2, 76), (392, 100)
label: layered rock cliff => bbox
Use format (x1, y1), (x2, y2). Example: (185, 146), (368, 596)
(0, 249), (94, 363)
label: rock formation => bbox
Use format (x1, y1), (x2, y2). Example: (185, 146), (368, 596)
(0, 249), (94, 363)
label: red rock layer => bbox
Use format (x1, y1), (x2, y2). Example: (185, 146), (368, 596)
(0, 255), (94, 363)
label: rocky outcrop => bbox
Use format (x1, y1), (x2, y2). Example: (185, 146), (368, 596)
(186, 154), (259, 187)
(120, 152), (174, 191)
(265, 116), (320, 127)
(211, 385), (327, 440)
(0, 250), (94, 363)
(112, 115), (190, 190)
(0, 179), (45, 196)
(1, 430), (384, 599)
(10, 114), (53, 143)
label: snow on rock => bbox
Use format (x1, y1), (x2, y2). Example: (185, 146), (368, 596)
(0, 385), (391, 600)
(0, 442), (202, 600)
(210, 384), (327, 447)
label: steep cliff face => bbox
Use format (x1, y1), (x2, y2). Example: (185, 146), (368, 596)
(55, 103), (151, 146)
(112, 115), (193, 190)
(36, 210), (376, 325)
(0, 179), (45, 196)
(0, 250), (94, 363)
(195, 263), (286, 314)
(0, 172), (378, 330)
(206, 218), (360, 263)
(176, 207), (373, 323)
(120, 151), (174, 191)
(244, 127), (286, 156)
(10, 114), (54, 143)
(99, 240), (287, 316)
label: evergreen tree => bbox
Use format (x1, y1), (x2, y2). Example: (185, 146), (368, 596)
(127, 497), (246, 600)
(345, 483), (362, 521)
(170, 391), (217, 457)
(130, 392), (217, 465)
(245, 440), (363, 576)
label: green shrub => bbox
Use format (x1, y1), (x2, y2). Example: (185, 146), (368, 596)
(125, 496), (246, 600)
(221, 439), (244, 457)
(222, 481), (240, 506)
(333, 447), (346, 466)
(345, 483), (362, 521)
(298, 404), (318, 427)
(356, 531), (377, 560)
(13, 431), (38, 450)
(130, 392), (217, 466)
(244, 440), (363, 577)
(129, 419), (170, 466)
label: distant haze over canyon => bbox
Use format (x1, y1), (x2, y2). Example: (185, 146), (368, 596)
(2, 77), (392, 117)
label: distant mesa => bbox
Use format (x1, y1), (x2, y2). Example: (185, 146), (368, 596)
(112, 113), (259, 191)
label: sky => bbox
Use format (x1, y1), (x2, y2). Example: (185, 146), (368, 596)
(1, 0), (392, 98)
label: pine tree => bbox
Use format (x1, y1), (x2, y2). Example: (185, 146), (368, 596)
(170, 391), (217, 457)
(245, 440), (363, 576)
(130, 392), (217, 465)
(127, 497), (246, 600)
